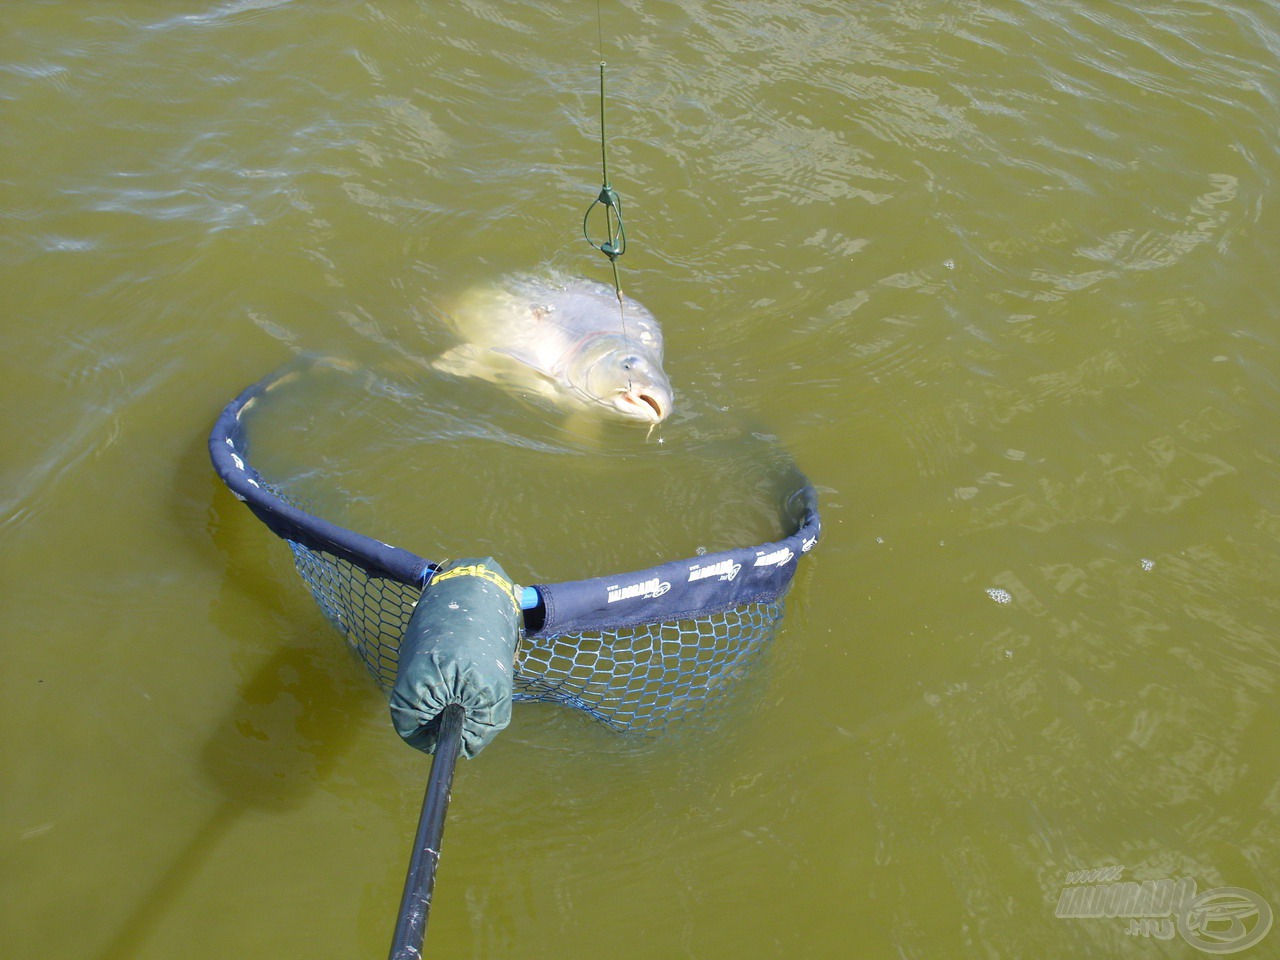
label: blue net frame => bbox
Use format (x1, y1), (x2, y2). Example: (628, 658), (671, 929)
(210, 368), (820, 732)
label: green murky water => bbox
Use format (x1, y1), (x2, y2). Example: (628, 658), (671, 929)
(4, 2), (1278, 957)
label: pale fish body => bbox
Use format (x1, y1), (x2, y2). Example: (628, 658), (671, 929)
(434, 272), (674, 424)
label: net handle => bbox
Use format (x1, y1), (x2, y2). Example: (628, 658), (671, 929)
(388, 702), (466, 959)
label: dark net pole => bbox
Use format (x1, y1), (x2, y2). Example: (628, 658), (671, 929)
(388, 703), (466, 960)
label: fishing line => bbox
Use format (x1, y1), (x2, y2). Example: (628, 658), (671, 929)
(582, 0), (633, 389)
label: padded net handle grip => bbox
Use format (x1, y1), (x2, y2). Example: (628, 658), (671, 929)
(388, 558), (522, 759)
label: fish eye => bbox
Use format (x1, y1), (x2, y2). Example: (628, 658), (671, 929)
(621, 355), (640, 371)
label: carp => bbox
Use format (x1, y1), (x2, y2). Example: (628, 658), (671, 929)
(434, 271), (673, 424)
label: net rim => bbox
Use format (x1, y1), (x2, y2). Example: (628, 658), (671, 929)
(208, 365), (821, 638)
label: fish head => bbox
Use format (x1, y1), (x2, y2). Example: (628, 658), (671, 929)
(575, 337), (674, 424)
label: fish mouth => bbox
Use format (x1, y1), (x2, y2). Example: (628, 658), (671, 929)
(615, 388), (670, 423)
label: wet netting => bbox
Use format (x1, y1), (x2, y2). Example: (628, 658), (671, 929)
(209, 368), (820, 732)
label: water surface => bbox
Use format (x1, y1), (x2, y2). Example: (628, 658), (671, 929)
(3, 2), (1278, 957)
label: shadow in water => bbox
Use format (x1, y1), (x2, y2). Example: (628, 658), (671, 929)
(99, 468), (392, 960)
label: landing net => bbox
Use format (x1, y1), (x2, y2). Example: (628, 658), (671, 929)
(210, 367), (820, 732)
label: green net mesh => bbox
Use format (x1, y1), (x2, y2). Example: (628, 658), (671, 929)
(287, 541), (785, 732)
